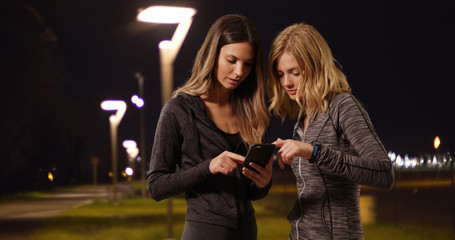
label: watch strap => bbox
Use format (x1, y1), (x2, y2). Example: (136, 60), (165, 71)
(309, 141), (321, 163)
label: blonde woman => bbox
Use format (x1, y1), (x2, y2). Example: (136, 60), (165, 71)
(148, 14), (272, 240)
(268, 23), (395, 239)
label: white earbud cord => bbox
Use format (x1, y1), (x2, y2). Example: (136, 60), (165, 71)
(295, 156), (305, 240)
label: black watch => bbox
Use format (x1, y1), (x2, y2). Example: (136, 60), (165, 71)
(309, 141), (321, 163)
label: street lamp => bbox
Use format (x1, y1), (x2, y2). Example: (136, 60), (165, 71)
(123, 139), (139, 181)
(137, 5), (196, 104)
(434, 136), (441, 151)
(101, 100), (127, 203)
(131, 73), (147, 198)
(131, 94), (144, 108)
(434, 136), (442, 178)
(123, 139), (138, 157)
(137, 5), (196, 240)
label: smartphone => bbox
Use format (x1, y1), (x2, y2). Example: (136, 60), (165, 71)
(241, 143), (276, 173)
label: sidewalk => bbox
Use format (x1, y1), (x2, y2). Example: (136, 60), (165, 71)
(0, 185), (112, 220)
(0, 184), (114, 240)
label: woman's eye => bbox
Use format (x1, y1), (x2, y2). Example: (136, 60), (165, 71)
(293, 72), (300, 76)
(227, 59), (236, 64)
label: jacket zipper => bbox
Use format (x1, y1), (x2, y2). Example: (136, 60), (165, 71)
(294, 120), (307, 239)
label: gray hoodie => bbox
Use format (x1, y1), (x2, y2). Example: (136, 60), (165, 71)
(148, 92), (271, 230)
(288, 93), (395, 240)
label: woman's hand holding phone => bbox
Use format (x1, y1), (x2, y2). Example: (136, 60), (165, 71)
(209, 145), (275, 188)
(242, 156), (273, 188)
(241, 143), (276, 188)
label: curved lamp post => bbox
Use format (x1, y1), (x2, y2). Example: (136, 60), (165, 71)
(137, 5), (196, 104)
(137, 5), (196, 240)
(101, 100), (127, 203)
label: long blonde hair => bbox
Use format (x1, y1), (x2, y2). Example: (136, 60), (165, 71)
(174, 14), (268, 146)
(268, 23), (351, 122)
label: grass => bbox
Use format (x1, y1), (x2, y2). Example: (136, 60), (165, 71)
(27, 195), (455, 240)
(363, 223), (455, 240)
(11, 181), (454, 240)
(31, 197), (187, 240)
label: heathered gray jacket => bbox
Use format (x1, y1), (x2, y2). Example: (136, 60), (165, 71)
(288, 93), (395, 240)
(147, 93), (271, 230)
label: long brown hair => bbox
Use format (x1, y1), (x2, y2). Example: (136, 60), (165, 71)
(268, 23), (351, 122)
(174, 14), (268, 146)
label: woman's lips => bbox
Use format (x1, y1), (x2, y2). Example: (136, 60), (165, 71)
(228, 78), (240, 85)
(286, 89), (296, 95)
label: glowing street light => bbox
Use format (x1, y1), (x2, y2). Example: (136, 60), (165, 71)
(434, 136), (441, 150)
(101, 101), (127, 123)
(131, 94), (144, 108)
(122, 139), (137, 151)
(123, 139), (139, 179)
(123, 140), (139, 160)
(101, 100), (127, 203)
(433, 136), (442, 178)
(48, 172), (54, 182)
(137, 6), (196, 24)
(137, 5), (196, 104)
(125, 167), (134, 176)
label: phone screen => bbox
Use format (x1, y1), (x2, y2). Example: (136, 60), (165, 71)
(241, 143), (276, 172)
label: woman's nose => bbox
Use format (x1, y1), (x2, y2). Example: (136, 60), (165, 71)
(234, 64), (244, 78)
(281, 74), (293, 87)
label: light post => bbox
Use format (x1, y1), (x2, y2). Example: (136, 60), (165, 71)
(132, 71), (147, 197)
(101, 100), (127, 203)
(434, 136), (441, 178)
(123, 139), (139, 182)
(90, 156), (100, 185)
(137, 5), (196, 104)
(137, 5), (196, 240)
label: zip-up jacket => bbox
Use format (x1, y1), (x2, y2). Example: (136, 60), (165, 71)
(288, 93), (395, 240)
(148, 92), (271, 230)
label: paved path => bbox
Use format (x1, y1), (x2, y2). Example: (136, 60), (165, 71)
(0, 185), (111, 240)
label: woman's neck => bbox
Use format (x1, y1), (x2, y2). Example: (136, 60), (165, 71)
(200, 82), (238, 134)
(202, 82), (232, 105)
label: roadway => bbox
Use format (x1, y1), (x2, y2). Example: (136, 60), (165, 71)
(0, 185), (111, 240)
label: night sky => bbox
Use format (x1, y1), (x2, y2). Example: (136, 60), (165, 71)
(1, 0), (454, 191)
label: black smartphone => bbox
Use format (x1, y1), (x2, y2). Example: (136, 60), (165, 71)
(241, 143), (276, 173)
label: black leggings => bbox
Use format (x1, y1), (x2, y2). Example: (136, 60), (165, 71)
(181, 216), (257, 240)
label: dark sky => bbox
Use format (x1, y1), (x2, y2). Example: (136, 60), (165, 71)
(3, 0), (454, 175)
(32, 0), (455, 153)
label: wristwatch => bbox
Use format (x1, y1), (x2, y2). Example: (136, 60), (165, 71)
(309, 141), (321, 163)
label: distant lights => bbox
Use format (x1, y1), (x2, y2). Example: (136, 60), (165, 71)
(48, 172), (54, 182)
(434, 136), (441, 150)
(388, 150), (452, 170)
(131, 95), (144, 108)
(125, 167), (134, 176)
(123, 139), (139, 160)
(101, 100), (127, 125)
